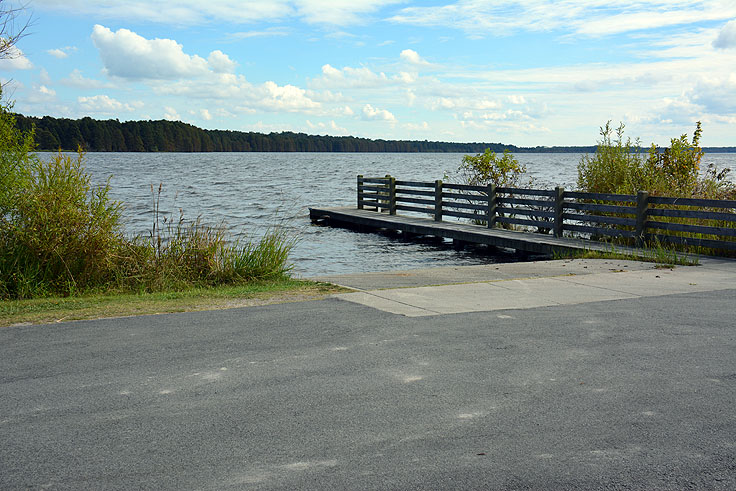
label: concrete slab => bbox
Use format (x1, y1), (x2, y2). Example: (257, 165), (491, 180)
(333, 258), (736, 317)
(311, 258), (656, 290)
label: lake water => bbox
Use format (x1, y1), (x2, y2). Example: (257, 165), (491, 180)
(38, 152), (736, 277)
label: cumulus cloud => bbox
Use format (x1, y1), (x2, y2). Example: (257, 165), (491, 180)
(399, 49), (431, 67)
(91, 25), (238, 80)
(315, 64), (389, 88)
(78, 94), (139, 113)
(164, 106), (181, 121)
(91, 25), (208, 79)
(257, 81), (321, 112)
(362, 103), (396, 122)
(713, 19), (736, 49)
(306, 119), (349, 134)
(208, 50), (237, 73)
(0, 45), (32, 70)
(200, 109), (213, 120)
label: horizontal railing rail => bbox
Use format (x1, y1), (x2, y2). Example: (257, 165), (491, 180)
(356, 174), (736, 252)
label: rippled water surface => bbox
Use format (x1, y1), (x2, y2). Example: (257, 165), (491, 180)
(41, 152), (736, 277)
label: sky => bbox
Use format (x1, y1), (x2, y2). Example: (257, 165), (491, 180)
(1, 0), (735, 147)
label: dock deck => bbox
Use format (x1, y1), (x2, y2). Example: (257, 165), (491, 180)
(309, 206), (639, 256)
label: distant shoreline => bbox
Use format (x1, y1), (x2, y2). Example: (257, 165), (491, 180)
(15, 113), (736, 154)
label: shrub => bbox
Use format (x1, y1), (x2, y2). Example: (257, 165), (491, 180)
(577, 121), (719, 198)
(576, 121), (646, 195)
(1, 94), (295, 299)
(0, 149), (125, 298)
(459, 148), (527, 188)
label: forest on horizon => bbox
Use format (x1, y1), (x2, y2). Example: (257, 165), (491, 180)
(13, 114), (735, 154)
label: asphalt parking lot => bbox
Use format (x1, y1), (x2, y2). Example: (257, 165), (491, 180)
(2, 259), (735, 489)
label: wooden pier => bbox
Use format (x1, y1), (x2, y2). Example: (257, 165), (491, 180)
(309, 206), (635, 256)
(309, 175), (736, 257)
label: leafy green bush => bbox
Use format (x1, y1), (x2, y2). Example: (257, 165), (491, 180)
(459, 148), (527, 188)
(1, 94), (295, 299)
(1, 150), (124, 298)
(576, 121), (645, 195)
(576, 120), (731, 199)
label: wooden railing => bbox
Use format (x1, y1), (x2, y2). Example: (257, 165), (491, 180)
(357, 175), (736, 252)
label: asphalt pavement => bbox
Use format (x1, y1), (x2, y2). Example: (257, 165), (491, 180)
(1, 259), (735, 490)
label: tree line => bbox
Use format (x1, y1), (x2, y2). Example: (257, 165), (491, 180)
(13, 114), (599, 153)
(13, 114), (734, 153)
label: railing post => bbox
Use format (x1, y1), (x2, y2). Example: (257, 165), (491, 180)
(434, 180), (443, 221)
(388, 175), (396, 215)
(635, 190), (649, 247)
(357, 174), (363, 209)
(553, 186), (564, 237)
(487, 184), (496, 228)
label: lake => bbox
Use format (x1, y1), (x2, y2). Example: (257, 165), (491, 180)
(38, 152), (736, 277)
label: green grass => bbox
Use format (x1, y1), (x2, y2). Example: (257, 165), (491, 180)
(553, 242), (699, 267)
(0, 279), (351, 327)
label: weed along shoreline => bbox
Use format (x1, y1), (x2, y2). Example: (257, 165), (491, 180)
(3, 254), (728, 327)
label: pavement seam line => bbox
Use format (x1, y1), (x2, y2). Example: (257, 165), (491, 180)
(339, 290), (443, 316)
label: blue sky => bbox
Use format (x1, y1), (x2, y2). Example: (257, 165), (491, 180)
(2, 0), (736, 146)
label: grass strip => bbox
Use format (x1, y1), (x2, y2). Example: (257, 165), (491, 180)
(0, 279), (350, 327)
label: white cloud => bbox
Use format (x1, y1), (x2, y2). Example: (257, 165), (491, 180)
(258, 81), (321, 111)
(164, 106), (181, 121)
(40, 69), (52, 85)
(405, 121), (429, 131)
(431, 96), (500, 111)
(200, 109), (213, 120)
(208, 50), (237, 73)
(294, 0), (404, 25)
(33, 0), (293, 25)
(33, 0), (401, 26)
(399, 49), (431, 67)
(391, 1), (736, 38)
(61, 69), (114, 89)
(362, 103), (396, 122)
(38, 85), (55, 97)
(0, 45), (32, 70)
(47, 48), (68, 59)
(91, 25), (232, 80)
(78, 94), (138, 113)
(689, 74), (736, 113)
(314, 64), (390, 88)
(394, 71), (417, 84)
(230, 27), (290, 39)
(714, 19), (736, 49)
(306, 119), (349, 134)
